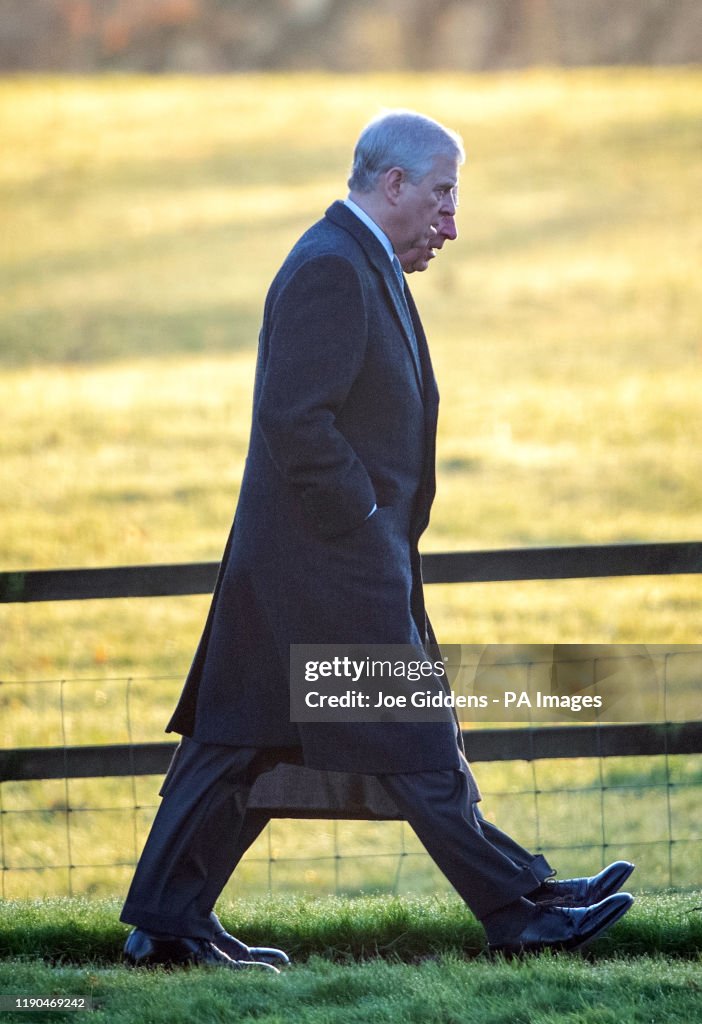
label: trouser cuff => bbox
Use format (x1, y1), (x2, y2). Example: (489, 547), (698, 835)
(476, 858), (554, 920)
(120, 902), (217, 941)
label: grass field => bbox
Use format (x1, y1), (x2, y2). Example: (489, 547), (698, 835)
(1, 70), (701, 1022)
(1, 894), (701, 1023)
(2, 70), (701, 675)
(4, 954), (702, 1024)
(1, 70), (701, 898)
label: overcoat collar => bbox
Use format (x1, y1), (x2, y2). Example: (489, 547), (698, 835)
(325, 201), (424, 390)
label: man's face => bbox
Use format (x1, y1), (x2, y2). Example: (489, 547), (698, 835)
(400, 212), (458, 274)
(395, 153), (459, 253)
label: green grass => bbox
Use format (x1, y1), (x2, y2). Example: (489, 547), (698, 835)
(2, 892), (701, 963)
(2, 954), (701, 1024)
(1, 895), (701, 1023)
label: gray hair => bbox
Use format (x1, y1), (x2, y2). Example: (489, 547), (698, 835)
(348, 109), (464, 193)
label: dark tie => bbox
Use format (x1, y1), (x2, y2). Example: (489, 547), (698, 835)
(391, 255), (422, 376)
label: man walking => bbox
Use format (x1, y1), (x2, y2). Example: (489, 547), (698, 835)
(121, 110), (633, 968)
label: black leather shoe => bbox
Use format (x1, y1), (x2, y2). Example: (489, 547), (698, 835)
(213, 928), (290, 968)
(487, 891), (633, 956)
(531, 861), (635, 907)
(123, 928), (279, 972)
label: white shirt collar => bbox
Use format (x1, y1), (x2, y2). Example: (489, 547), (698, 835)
(343, 198), (395, 263)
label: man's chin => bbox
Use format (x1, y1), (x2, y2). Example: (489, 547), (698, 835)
(412, 256), (433, 273)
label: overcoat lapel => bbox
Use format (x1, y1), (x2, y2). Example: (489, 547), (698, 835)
(406, 283), (439, 526)
(325, 202), (425, 394)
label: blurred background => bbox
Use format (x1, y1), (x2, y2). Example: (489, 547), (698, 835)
(0, 1), (700, 898)
(1, 0), (700, 73)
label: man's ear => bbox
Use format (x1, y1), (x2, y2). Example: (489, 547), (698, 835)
(382, 166), (405, 205)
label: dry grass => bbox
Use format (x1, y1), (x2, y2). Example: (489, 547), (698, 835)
(1, 69), (700, 896)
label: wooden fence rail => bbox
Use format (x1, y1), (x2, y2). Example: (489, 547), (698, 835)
(2, 722), (702, 784)
(2, 542), (701, 812)
(2, 541), (702, 603)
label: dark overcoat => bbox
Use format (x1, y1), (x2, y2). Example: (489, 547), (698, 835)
(167, 201), (463, 775)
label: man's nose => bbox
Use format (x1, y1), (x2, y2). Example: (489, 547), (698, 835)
(439, 214), (458, 242)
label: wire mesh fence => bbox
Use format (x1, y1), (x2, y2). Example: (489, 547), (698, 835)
(1, 645), (700, 899)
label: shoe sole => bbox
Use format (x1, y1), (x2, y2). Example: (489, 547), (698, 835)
(124, 956), (279, 973)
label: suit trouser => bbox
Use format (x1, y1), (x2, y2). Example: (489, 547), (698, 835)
(120, 737), (552, 939)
